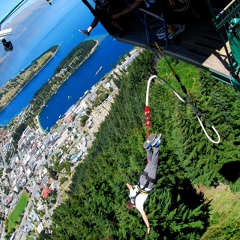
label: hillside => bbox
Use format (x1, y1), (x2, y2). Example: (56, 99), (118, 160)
(44, 50), (240, 239)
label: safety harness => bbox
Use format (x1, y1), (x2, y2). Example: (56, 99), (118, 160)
(130, 171), (156, 205)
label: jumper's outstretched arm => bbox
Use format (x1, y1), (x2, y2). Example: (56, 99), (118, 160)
(140, 211), (150, 234)
(126, 184), (150, 233)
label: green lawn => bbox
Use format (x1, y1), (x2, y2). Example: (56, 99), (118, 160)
(26, 236), (34, 240)
(8, 191), (29, 232)
(200, 183), (240, 240)
(157, 56), (201, 92)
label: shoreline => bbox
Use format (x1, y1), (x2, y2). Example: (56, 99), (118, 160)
(0, 45), (60, 113)
(37, 40), (99, 131)
(104, 47), (139, 79)
(38, 46), (140, 133)
(36, 115), (45, 134)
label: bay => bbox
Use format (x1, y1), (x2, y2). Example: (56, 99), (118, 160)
(39, 35), (133, 131)
(0, 0), (134, 127)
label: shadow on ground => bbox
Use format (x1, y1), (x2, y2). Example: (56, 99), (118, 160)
(154, 178), (211, 239)
(219, 160), (240, 183)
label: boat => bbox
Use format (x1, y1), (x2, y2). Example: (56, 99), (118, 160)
(95, 66), (102, 75)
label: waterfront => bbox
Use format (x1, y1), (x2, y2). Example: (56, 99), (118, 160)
(0, 0), (133, 127)
(39, 35), (133, 131)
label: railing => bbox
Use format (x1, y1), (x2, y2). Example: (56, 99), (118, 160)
(205, 0), (240, 90)
(215, 0), (240, 29)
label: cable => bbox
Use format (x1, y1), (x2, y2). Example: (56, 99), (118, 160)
(145, 76), (156, 138)
(147, 75), (221, 144)
(137, 13), (220, 143)
(124, 1), (220, 144)
(146, 75), (157, 106)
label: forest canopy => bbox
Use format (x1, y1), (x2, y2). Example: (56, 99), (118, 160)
(46, 50), (240, 240)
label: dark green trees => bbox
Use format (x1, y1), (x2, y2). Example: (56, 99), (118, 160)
(48, 50), (240, 240)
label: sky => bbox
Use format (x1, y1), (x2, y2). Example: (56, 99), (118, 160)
(0, 1), (23, 20)
(0, 0), (37, 24)
(0, 0), (98, 85)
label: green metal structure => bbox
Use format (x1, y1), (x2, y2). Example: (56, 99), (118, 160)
(1, 0), (240, 90)
(0, 0), (26, 26)
(205, 0), (240, 90)
(82, 0), (240, 91)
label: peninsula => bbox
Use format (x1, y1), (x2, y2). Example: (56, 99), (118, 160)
(0, 45), (59, 112)
(32, 40), (98, 115)
(10, 40), (98, 145)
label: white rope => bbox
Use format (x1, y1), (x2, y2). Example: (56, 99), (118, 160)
(146, 75), (157, 106)
(196, 115), (221, 144)
(147, 75), (221, 144)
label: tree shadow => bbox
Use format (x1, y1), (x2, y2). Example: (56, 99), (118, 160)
(176, 178), (208, 209)
(219, 161), (240, 182)
(155, 177), (211, 239)
(169, 178), (211, 237)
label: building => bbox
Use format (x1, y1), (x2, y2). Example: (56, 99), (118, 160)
(42, 187), (51, 199)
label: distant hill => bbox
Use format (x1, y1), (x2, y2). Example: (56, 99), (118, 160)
(0, 0), (47, 59)
(0, 1), (50, 86)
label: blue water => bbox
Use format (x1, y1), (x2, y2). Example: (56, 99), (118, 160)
(39, 36), (133, 130)
(0, 0), (133, 127)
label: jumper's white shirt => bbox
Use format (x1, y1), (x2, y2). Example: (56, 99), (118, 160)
(129, 185), (151, 212)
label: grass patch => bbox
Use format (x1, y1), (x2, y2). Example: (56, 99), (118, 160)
(157, 57), (201, 92)
(200, 183), (240, 240)
(26, 236), (34, 240)
(60, 171), (75, 201)
(8, 191), (29, 233)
